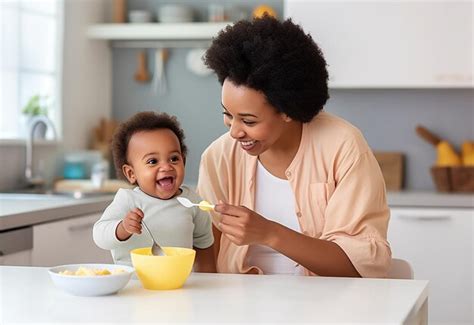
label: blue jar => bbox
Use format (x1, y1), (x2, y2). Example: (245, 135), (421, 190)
(63, 161), (86, 179)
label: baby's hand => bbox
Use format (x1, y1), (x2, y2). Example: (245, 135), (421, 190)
(122, 208), (144, 235)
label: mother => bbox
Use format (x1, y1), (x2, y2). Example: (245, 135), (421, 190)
(197, 16), (391, 277)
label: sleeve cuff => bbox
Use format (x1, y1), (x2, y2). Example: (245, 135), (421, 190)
(331, 235), (392, 278)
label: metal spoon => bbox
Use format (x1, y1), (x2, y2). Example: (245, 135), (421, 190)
(176, 197), (215, 211)
(141, 220), (165, 256)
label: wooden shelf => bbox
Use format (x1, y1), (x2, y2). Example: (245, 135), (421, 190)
(87, 22), (232, 41)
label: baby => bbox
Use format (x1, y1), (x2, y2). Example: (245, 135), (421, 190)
(93, 111), (215, 271)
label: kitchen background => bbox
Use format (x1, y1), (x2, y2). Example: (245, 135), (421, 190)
(0, 0), (472, 191)
(1, 2), (472, 323)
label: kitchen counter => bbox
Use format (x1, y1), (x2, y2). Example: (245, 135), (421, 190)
(0, 194), (113, 231)
(0, 266), (428, 324)
(387, 190), (474, 208)
(0, 189), (472, 232)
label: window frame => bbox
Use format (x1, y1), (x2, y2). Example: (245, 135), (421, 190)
(0, 0), (64, 142)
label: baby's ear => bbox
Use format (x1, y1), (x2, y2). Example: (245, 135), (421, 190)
(122, 164), (136, 184)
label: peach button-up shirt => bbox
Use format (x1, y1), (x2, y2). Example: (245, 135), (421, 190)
(197, 112), (392, 278)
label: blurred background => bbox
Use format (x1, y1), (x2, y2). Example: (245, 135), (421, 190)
(0, 0), (472, 191)
(0, 3), (472, 323)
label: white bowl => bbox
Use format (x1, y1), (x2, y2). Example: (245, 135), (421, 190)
(128, 10), (152, 23)
(48, 264), (134, 296)
(158, 5), (193, 23)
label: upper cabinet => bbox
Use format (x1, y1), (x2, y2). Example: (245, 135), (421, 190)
(284, 0), (473, 88)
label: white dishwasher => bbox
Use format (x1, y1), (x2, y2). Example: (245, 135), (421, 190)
(0, 226), (33, 266)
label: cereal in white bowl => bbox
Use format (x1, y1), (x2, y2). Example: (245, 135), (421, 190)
(59, 266), (126, 276)
(49, 263), (134, 296)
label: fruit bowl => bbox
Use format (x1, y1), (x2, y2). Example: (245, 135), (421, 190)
(431, 166), (474, 192)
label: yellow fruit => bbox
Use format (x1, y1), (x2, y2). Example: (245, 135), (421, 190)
(461, 141), (474, 165)
(436, 141), (461, 166)
(462, 141), (474, 154)
(463, 152), (474, 166)
(252, 5), (277, 18)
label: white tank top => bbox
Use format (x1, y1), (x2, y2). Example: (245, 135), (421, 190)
(246, 161), (303, 275)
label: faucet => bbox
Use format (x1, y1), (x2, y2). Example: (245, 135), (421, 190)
(25, 115), (57, 187)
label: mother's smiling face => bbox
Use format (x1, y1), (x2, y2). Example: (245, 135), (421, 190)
(221, 79), (293, 156)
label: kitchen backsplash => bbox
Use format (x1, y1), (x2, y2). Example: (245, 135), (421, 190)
(111, 1), (473, 189)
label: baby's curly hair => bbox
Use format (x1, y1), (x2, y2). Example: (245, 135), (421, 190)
(111, 111), (188, 179)
(204, 16), (329, 123)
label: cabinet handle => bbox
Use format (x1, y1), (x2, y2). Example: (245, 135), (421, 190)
(68, 222), (95, 232)
(398, 215), (452, 221)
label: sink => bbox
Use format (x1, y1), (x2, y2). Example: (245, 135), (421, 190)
(1, 188), (108, 200)
(1, 180), (131, 200)
(0, 192), (76, 201)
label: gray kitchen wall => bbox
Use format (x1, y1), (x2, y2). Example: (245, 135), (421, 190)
(327, 89), (473, 190)
(112, 0), (474, 190)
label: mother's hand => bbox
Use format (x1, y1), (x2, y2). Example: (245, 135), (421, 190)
(214, 202), (274, 246)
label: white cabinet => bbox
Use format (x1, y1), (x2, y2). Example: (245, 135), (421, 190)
(0, 226), (33, 266)
(32, 213), (113, 267)
(285, 0), (473, 88)
(388, 207), (473, 324)
(0, 250), (32, 266)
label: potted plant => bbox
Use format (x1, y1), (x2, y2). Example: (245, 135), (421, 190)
(22, 94), (50, 138)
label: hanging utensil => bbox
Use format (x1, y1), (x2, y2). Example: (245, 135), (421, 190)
(134, 51), (150, 83)
(152, 48), (168, 95)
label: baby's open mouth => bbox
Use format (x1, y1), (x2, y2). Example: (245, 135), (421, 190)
(156, 176), (175, 190)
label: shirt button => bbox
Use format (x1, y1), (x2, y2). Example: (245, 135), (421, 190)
(296, 212), (302, 218)
(286, 171), (291, 178)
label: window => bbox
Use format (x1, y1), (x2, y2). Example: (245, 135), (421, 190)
(0, 0), (62, 139)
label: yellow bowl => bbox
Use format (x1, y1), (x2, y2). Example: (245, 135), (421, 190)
(130, 247), (196, 290)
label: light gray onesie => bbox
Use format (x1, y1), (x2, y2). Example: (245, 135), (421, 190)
(93, 185), (213, 266)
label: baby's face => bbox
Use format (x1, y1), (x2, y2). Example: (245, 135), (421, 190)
(123, 129), (185, 200)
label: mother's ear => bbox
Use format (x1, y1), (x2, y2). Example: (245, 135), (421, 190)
(281, 113), (292, 122)
(122, 164), (137, 184)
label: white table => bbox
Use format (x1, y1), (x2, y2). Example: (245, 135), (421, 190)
(0, 266), (428, 324)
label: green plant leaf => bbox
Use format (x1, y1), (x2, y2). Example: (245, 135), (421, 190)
(22, 94), (49, 116)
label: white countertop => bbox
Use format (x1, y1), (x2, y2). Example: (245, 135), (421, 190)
(0, 266), (428, 324)
(0, 190), (471, 232)
(0, 194), (113, 231)
(387, 191), (474, 208)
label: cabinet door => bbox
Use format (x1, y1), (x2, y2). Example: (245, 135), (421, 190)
(285, 1), (472, 88)
(32, 213), (113, 267)
(388, 207), (473, 324)
(0, 226), (33, 266)
(0, 250), (32, 266)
